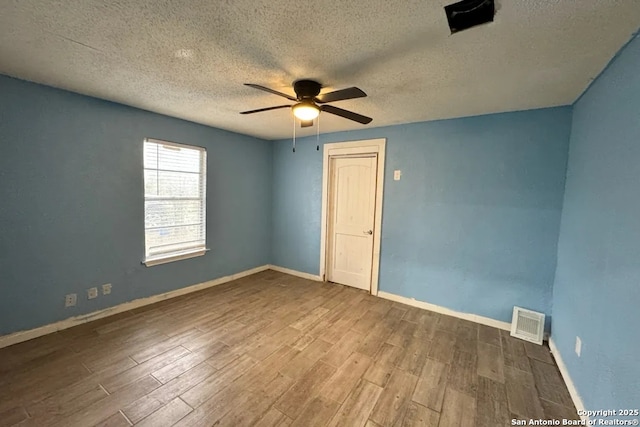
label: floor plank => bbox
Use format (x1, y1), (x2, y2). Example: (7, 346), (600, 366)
(214, 373), (293, 427)
(321, 330), (366, 368)
(412, 357), (449, 412)
(427, 329), (456, 363)
(0, 406), (29, 427)
(436, 315), (461, 333)
(500, 330), (532, 373)
(476, 376), (511, 427)
(369, 368), (418, 426)
(357, 324), (393, 357)
(135, 397), (192, 427)
(523, 341), (555, 365)
(27, 383), (109, 423)
(447, 349), (478, 395)
(51, 376), (161, 427)
(530, 359), (574, 407)
(275, 360), (337, 419)
(328, 379), (383, 427)
(477, 342), (505, 383)
(352, 309), (386, 335)
(93, 411), (132, 427)
(254, 408), (293, 427)
(280, 338), (333, 379)
(395, 335), (431, 376)
(122, 361), (216, 423)
(150, 351), (209, 384)
(454, 321), (478, 355)
(363, 343), (403, 387)
(290, 396), (341, 427)
(478, 324), (502, 347)
(439, 387), (476, 427)
(540, 398), (581, 421)
(101, 346), (190, 393)
(321, 352), (373, 403)
(401, 401), (440, 427)
(386, 320), (418, 348)
(180, 354), (256, 408)
(504, 366), (545, 419)
(171, 382), (245, 427)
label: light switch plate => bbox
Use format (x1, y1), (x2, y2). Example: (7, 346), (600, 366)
(394, 170), (402, 181)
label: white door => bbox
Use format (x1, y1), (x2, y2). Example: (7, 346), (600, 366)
(327, 155), (377, 290)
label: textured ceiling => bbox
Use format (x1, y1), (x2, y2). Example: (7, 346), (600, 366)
(1, 1), (638, 140)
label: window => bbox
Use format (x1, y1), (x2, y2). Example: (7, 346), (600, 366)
(143, 138), (207, 266)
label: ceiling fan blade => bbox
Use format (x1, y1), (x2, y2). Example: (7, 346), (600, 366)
(315, 87), (367, 104)
(244, 84), (297, 101)
(321, 105), (372, 124)
(300, 120), (313, 128)
(240, 105), (291, 114)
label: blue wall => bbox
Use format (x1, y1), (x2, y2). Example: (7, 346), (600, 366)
(0, 75), (272, 335)
(552, 33), (640, 411)
(272, 107), (572, 324)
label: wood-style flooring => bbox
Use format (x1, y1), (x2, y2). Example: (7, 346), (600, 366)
(0, 270), (579, 426)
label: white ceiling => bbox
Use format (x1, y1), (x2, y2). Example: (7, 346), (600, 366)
(1, 1), (638, 140)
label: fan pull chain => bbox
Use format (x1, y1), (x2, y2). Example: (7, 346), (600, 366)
(316, 113), (320, 151)
(292, 115), (296, 153)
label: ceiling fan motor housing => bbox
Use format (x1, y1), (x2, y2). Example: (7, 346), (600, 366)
(293, 80), (322, 100)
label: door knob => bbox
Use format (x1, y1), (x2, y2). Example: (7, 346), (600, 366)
(364, 230), (373, 235)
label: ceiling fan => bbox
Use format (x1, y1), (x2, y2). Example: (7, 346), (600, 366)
(240, 80), (372, 127)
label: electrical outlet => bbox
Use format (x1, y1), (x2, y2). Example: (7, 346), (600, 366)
(65, 293), (77, 307)
(575, 336), (582, 357)
(87, 287), (98, 299)
(394, 170), (402, 181)
(102, 283), (112, 295)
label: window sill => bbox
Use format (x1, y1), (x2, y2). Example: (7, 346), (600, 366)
(143, 248), (208, 267)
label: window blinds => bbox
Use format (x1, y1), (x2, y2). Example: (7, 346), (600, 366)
(143, 138), (207, 262)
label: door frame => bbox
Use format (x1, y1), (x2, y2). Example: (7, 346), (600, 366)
(319, 138), (386, 295)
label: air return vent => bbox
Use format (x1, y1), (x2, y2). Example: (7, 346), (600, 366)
(444, 0), (495, 34)
(510, 306), (545, 345)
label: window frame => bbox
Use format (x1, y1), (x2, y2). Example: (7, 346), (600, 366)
(142, 138), (208, 267)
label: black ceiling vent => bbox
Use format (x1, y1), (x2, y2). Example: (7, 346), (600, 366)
(444, 0), (495, 34)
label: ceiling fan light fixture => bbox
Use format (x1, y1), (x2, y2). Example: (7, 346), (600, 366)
(292, 102), (320, 121)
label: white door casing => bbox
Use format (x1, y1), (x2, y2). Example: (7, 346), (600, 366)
(320, 138), (386, 295)
(327, 155), (377, 290)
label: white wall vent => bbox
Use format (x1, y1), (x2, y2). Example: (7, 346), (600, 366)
(510, 306), (545, 345)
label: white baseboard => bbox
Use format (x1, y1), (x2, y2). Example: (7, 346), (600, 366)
(549, 338), (588, 423)
(0, 264), (270, 349)
(268, 265), (322, 281)
(378, 291), (512, 331)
